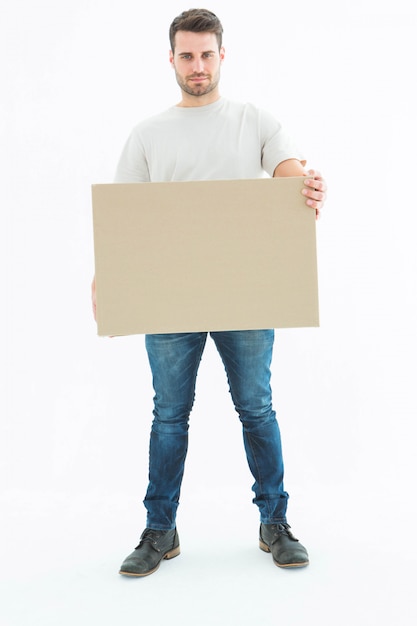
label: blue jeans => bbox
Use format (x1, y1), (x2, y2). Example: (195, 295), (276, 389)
(144, 330), (288, 530)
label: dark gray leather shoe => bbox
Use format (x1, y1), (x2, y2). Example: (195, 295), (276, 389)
(259, 523), (309, 568)
(119, 528), (180, 577)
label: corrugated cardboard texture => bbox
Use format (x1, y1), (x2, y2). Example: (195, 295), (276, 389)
(92, 177), (319, 336)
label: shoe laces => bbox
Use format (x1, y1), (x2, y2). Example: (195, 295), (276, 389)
(271, 523), (299, 543)
(136, 528), (166, 551)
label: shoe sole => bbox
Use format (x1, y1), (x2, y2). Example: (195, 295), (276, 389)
(119, 545), (181, 577)
(259, 540), (309, 569)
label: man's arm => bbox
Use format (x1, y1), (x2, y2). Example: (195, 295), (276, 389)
(273, 158), (327, 220)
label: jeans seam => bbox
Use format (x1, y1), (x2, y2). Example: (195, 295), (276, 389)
(245, 431), (270, 518)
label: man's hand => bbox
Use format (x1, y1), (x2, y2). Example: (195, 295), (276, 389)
(302, 169), (327, 220)
(273, 160), (327, 220)
(91, 276), (96, 321)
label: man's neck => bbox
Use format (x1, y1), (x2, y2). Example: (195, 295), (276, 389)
(176, 90), (222, 108)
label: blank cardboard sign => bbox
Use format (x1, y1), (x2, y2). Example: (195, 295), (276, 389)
(92, 177), (319, 336)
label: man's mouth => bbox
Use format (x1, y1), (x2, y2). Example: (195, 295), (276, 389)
(189, 75), (209, 82)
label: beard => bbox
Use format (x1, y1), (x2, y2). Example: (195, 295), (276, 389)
(175, 68), (221, 98)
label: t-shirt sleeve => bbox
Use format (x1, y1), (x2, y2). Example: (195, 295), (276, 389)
(259, 109), (306, 176)
(113, 127), (151, 183)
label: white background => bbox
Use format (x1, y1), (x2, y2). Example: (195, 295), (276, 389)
(2, 0), (416, 624)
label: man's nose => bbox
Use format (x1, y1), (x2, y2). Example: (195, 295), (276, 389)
(193, 58), (205, 73)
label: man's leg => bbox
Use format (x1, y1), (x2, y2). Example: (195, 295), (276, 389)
(210, 329), (288, 523)
(119, 332), (207, 577)
(144, 332), (207, 530)
(211, 329), (308, 568)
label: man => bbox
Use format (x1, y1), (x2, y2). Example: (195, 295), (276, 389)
(92, 8), (326, 577)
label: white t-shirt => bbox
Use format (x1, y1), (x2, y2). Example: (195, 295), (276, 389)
(114, 97), (304, 183)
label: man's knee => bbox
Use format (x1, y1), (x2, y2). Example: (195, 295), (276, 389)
(237, 404), (276, 431)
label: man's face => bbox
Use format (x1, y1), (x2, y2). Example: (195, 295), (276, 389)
(169, 31), (225, 100)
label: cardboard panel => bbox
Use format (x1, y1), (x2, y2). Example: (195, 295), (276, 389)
(92, 177), (319, 336)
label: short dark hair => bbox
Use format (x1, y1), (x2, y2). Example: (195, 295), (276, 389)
(169, 8), (223, 52)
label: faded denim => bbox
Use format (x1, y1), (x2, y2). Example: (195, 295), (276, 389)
(144, 330), (289, 530)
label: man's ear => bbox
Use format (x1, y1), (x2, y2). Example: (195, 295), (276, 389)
(219, 46), (225, 63)
(169, 50), (174, 67)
